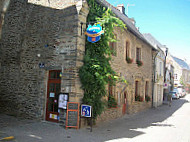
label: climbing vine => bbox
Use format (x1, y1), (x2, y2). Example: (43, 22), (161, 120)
(79, 0), (126, 120)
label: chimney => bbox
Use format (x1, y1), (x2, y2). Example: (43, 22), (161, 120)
(117, 4), (125, 14)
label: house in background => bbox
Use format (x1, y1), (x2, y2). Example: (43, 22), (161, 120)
(172, 56), (190, 90)
(162, 50), (175, 102)
(143, 33), (165, 107)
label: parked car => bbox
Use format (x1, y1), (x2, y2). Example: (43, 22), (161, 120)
(181, 89), (186, 97)
(173, 88), (182, 98)
(170, 91), (180, 99)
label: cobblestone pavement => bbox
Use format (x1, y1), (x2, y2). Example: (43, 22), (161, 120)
(1, 94), (190, 142)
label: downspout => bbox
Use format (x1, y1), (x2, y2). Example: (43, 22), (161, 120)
(152, 50), (159, 108)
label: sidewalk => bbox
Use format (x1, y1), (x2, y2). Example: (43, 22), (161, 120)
(1, 95), (190, 142)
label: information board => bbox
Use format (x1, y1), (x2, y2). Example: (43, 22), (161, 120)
(58, 93), (69, 109)
(65, 102), (79, 129)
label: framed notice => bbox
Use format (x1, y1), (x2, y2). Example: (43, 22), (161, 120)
(58, 93), (69, 109)
(65, 102), (79, 129)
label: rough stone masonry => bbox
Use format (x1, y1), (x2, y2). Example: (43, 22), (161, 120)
(0, 0), (88, 120)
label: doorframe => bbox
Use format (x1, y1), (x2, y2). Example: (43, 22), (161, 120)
(122, 91), (127, 115)
(45, 70), (61, 122)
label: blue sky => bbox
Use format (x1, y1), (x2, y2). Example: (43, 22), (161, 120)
(107, 0), (190, 63)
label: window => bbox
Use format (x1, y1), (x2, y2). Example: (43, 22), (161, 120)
(108, 84), (113, 97)
(174, 74), (177, 79)
(145, 81), (149, 96)
(136, 47), (141, 61)
(126, 41), (130, 59)
(109, 34), (117, 56)
(159, 62), (162, 76)
(108, 84), (117, 108)
(135, 81), (139, 96)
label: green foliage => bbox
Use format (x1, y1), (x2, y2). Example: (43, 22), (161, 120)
(180, 77), (185, 87)
(135, 95), (144, 102)
(79, 0), (126, 120)
(126, 57), (133, 64)
(145, 95), (151, 102)
(108, 95), (117, 108)
(136, 60), (143, 67)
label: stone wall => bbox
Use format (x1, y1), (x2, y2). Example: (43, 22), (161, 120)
(96, 107), (123, 123)
(108, 27), (153, 115)
(0, 0), (88, 119)
(128, 102), (151, 114)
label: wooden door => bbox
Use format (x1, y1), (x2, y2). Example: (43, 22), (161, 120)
(46, 70), (61, 122)
(122, 92), (127, 115)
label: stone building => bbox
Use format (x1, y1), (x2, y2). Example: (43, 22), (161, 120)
(172, 56), (190, 89)
(95, 0), (157, 122)
(0, 0), (156, 125)
(0, 0), (89, 123)
(143, 33), (165, 107)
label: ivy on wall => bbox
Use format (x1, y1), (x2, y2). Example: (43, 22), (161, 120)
(79, 0), (126, 120)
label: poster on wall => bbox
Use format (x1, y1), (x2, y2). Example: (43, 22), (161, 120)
(58, 93), (69, 109)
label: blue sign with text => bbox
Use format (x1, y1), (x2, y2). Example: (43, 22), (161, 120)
(81, 104), (92, 117)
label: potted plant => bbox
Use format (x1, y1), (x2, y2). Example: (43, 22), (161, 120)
(136, 60), (143, 67)
(145, 95), (151, 102)
(126, 57), (133, 64)
(108, 95), (117, 108)
(135, 95), (144, 102)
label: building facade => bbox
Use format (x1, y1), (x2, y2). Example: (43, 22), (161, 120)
(0, 0), (156, 125)
(0, 0), (89, 122)
(95, 1), (156, 123)
(143, 33), (165, 107)
(172, 56), (190, 89)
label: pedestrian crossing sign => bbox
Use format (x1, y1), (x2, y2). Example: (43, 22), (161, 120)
(81, 104), (92, 117)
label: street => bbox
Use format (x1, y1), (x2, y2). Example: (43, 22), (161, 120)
(1, 95), (190, 142)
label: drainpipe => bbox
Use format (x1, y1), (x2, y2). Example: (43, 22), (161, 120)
(163, 47), (168, 102)
(152, 50), (159, 108)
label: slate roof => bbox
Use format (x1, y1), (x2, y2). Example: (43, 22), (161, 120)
(143, 33), (164, 49)
(95, 0), (156, 50)
(172, 56), (190, 70)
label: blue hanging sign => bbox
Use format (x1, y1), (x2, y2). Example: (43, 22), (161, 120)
(85, 24), (104, 43)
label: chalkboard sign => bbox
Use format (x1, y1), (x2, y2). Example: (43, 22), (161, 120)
(68, 103), (78, 110)
(66, 102), (79, 129)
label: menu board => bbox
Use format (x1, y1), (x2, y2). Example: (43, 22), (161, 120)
(65, 102), (79, 129)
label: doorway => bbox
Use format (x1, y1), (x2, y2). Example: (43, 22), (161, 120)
(122, 92), (127, 115)
(46, 70), (61, 122)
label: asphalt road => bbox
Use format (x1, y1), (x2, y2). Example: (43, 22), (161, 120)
(1, 94), (190, 142)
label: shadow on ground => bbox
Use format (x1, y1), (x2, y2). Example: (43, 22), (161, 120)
(0, 96), (189, 142)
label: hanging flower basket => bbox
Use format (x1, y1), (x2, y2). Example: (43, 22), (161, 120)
(126, 57), (133, 64)
(145, 95), (151, 102)
(135, 95), (144, 102)
(136, 60), (143, 67)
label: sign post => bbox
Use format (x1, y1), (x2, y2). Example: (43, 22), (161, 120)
(81, 104), (93, 132)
